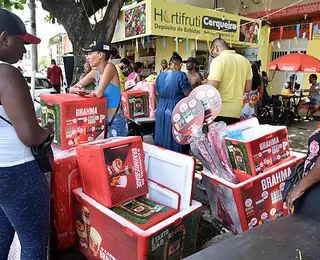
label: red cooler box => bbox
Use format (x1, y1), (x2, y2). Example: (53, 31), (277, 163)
(133, 82), (156, 118)
(40, 94), (107, 150)
(74, 188), (202, 260)
(225, 124), (290, 176)
(121, 90), (149, 118)
(52, 148), (81, 250)
(202, 152), (305, 234)
(76, 137), (149, 208)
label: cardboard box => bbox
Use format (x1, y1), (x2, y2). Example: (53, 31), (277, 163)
(225, 125), (290, 176)
(121, 90), (149, 118)
(76, 137), (149, 208)
(202, 152), (306, 234)
(74, 188), (202, 260)
(40, 94), (107, 150)
(52, 148), (81, 250)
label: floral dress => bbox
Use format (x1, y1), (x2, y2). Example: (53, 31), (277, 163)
(295, 128), (320, 216)
(303, 128), (320, 177)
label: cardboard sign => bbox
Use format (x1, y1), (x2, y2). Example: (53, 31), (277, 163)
(172, 97), (204, 136)
(189, 85), (222, 124)
(172, 128), (191, 145)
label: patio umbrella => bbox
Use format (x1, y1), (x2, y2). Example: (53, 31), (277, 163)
(269, 53), (320, 72)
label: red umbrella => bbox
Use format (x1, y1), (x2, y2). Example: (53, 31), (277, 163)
(269, 52), (320, 72)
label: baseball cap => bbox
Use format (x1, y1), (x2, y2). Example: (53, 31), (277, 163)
(82, 40), (111, 53)
(183, 57), (198, 64)
(0, 8), (41, 44)
(289, 74), (297, 80)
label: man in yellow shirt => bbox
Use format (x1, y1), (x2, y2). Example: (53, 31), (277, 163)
(207, 38), (252, 125)
(115, 58), (130, 92)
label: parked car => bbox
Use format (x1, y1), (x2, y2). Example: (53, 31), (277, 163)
(24, 73), (57, 97)
(24, 74), (57, 119)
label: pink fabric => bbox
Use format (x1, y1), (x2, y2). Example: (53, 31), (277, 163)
(128, 72), (138, 82)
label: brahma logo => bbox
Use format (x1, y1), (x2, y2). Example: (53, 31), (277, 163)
(261, 167), (291, 191)
(76, 107), (98, 116)
(259, 137), (279, 150)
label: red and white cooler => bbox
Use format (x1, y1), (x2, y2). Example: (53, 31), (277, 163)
(76, 137), (149, 208)
(225, 121), (290, 176)
(133, 81), (156, 118)
(74, 142), (201, 260)
(121, 90), (149, 118)
(52, 148), (81, 250)
(40, 94), (107, 150)
(202, 152), (306, 234)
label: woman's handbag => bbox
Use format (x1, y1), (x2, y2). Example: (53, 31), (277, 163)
(0, 115), (54, 173)
(283, 162), (304, 202)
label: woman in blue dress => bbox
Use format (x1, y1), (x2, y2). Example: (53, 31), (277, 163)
(155, 52), (192, 154)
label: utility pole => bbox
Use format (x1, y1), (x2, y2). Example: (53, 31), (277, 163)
(29, 0), (38, 72)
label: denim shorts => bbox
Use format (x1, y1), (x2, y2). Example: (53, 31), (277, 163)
(107, 112), (128, 138)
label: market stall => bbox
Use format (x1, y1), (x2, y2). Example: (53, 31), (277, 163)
(112, 0), (261, 73)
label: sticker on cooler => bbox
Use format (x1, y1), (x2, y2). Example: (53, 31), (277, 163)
(76, 206), (103, 257)
(189, 85), (222, 124)
(172, 96), (204, 136)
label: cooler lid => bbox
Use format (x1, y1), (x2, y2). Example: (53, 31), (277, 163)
(147, 180), (180, 210)
(143, 143), (195, 210)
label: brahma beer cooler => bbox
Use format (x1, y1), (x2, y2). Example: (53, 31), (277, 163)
(52, 148), (81, 250)
(225, 122), (290, 176)
(121, 90), (149, 118)
(202, 152), (305, 234)
(40, 94), (107, 150)
(74, 142), (201, 260)
(74, 189), (201, 260)
(133, 81), (156, 118)
(76, 137), (149, 208)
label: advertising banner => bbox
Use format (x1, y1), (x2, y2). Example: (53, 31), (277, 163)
(112, 0), (260, 46)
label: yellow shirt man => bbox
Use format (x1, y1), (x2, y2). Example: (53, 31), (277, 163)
(116, 64), (125, 92)
(208, 44), (252, 120)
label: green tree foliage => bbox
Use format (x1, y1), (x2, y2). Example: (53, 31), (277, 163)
(0, 0), (26, 10)
(38, 56), (49, 69)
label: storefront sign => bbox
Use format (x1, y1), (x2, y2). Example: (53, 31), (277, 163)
(112, 0), (260, 46)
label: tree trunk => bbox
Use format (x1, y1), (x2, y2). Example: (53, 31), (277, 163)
(38, 0), (125, 83)
(29, 0), (38, 72)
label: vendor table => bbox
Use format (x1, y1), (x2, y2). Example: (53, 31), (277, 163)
(185, 215), (320, 260)
(275, 93), (307, 126)
(127, 117), (155, 139)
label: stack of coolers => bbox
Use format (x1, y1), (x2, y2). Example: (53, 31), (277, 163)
(202, 118), (306, 234)
(40, 94), (108, 249)
(74, 137), (202, 259)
